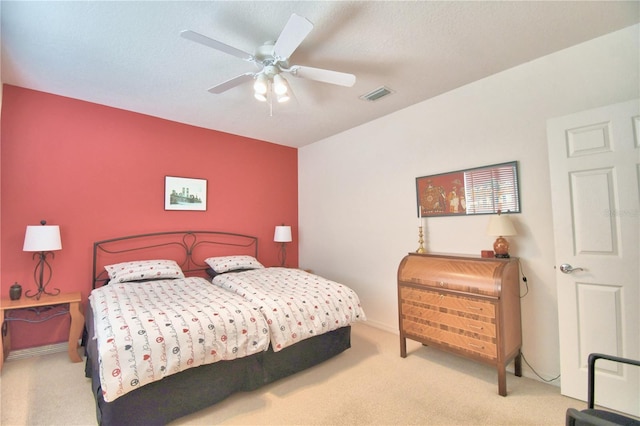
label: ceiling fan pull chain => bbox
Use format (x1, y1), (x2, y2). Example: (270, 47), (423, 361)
(269, 92), (274, 117)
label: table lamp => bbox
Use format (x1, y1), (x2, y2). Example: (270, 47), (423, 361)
(274, 225), (292, 267)
(486, 213), (516, 258)
(23, 220), (62, 299)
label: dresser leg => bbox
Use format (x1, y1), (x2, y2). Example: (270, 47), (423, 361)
(498, 364), (507, 396)
(400, 336), (407, 358)
(514, 351), (522, 377)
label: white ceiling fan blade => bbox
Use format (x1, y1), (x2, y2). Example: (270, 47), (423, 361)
(208, 72), (254, 94)
(288, 65), (356, 87)
(273, 14), (313, 61)
(181, 30), (254, 62)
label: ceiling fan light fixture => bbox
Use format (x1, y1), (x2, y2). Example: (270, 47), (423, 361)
(273, 74), (289, 96)
(182, 13), (354, 110)
(253, 74), (268, 95)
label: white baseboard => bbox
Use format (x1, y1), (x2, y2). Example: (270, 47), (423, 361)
(6, 342), (68, 361)
(360, 318), (398, 334)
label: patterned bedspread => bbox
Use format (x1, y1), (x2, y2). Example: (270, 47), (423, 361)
(212, 268), (366, 351)
(89, 276), (270, 402)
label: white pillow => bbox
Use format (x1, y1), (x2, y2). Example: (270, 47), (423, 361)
(105, 259), (185, 283)
(205, 255), (264, 273)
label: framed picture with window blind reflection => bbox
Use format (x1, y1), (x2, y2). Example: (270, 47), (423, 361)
(415, 161), (520, 217)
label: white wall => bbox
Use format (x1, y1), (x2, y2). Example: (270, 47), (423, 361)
(299, 24), (639, 383)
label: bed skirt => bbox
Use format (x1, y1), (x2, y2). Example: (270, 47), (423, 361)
(84, 304), (351, 425)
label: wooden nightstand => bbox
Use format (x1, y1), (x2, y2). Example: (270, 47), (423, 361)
(0, 291), (84, 371)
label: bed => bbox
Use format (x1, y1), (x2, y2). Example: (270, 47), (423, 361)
(84, 230), (364, 425)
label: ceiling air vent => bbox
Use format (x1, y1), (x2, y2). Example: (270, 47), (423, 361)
(360, 86), (394, 102)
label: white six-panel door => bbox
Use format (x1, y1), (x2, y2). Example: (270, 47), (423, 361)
(547, 99), (639, 416)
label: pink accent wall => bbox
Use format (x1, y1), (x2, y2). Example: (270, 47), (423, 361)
(0, 85), (298, 349)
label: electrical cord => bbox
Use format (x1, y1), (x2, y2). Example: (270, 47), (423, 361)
(516, 258), (529, 298)
(515, 259), (560, 382)
(521, 352), (561, 382)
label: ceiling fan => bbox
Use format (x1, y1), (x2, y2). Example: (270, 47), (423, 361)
(181, 13), (356, 104)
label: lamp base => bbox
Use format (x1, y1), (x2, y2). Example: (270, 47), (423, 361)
(24, 251), (60, 300)
(25, 287), (61, 300)
(493, 236), (511, 258)
(277, 243), (288, 267)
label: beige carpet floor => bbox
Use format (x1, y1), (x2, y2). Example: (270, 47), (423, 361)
(0, 322), (581, 425)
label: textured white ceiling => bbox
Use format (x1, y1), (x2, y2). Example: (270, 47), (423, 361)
(2, 1), (639, 148)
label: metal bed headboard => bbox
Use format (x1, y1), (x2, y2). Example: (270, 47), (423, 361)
(92, 230), (258, 288)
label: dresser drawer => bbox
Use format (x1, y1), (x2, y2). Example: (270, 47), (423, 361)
(402, 318), (497, 359)
(400, 301), (496, 338)
(399, 286), (496, 318)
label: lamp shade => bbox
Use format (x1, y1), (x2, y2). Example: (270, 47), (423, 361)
(276, 92), (290, 103)
(253, 73), (268, 95)
(274, 225), (292, 243)
(23, 225), (62, 252)
(273, 74), (289, 96)
(486, 214), (516, 237)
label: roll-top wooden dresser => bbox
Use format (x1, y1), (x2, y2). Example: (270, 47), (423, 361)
(397, 252), (522, 396)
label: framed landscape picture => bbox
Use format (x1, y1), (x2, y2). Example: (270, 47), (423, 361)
(164, 176), (207, 211)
